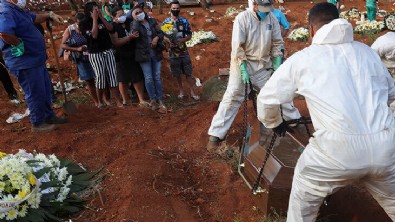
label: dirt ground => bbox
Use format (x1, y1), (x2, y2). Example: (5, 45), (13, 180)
(0, 0), (394, 221)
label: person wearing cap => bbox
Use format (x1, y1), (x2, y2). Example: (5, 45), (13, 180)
(258, 3), (395, 221)
(207, 0), (300, 150)
(0, 0), (66, 133)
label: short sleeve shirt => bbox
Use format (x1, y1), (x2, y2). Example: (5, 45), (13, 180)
(0, 0), (47, 71)
(79, 19), (113, 53)
(272, 9), (290, 30)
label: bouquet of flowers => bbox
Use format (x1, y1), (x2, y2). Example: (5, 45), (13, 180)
(385, 14), (395, 31)
(224, 7), (243, 17)
(161, 21), (178, 47)
(340, 7), (360, 20)
(0, 150), (105, 221)
(0, 154), (41, 220)
(161, 21), (188, 54)
(288, 27), (309, 42)
(354, 20), (385, 34)
(186, 31), (218, 48)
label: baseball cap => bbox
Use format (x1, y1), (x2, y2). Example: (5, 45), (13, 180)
(255, 0), (273, 12)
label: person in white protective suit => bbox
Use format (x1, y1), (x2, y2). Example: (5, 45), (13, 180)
(257, 3), (395, 221)
(206, 0), (301, 150)
(371, 32), (395, 80)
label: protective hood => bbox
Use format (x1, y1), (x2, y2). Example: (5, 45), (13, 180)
(312, 18), (353, 45)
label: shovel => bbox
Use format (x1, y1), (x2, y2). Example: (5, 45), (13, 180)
(46, 19), (77, 115)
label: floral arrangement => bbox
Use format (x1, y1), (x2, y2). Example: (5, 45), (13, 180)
(377, 9), (388, 18)
(0, 154), (40, 220)
(354, 20), (385, 34)
(340, 7), (360, 20)
(186, 31), (218, 48)
(0, 150), (105, 221)
(161, 22), (176, 37)
(224, 7), (243, 17)
(385, 14), (395, 31)
(288, 27), (309, 42)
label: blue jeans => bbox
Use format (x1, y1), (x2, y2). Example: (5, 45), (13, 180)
(12, 65), (55, 125)
(139, 57), (163, 101)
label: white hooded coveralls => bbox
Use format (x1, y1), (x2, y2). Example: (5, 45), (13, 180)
(208, 10), (300, 140)
(257, 19), (395, 222)
(371, 32), (395, 77)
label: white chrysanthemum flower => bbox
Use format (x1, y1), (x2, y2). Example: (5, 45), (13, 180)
(6, 209), (18, 221)
(18, 204), (28, 217)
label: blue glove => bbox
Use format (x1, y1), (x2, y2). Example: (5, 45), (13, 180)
(272, 56), (282, 71)
(11, 39), (24, 57)
(240, 61), (250, 84)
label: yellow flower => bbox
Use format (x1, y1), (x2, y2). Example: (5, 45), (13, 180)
(18, 190), (26, 199)
(29, 174), (36, 186)
(161, 22), (173, 33)
(0, 152), (6, 158)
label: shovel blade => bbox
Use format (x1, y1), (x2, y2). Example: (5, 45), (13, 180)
(63, 101), (78, 115)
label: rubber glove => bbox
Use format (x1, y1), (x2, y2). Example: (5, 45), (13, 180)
(11, 39), (24, 57)
(240, 60), (250, 84)
(272, 121), (294, 137)
(49, 11), (64, 23)
(272, 56), (282, 71)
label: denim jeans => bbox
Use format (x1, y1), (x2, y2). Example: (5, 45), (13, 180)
(139, 57), (163, 101)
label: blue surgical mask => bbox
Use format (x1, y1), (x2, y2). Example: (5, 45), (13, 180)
(257, 11), (268, 21)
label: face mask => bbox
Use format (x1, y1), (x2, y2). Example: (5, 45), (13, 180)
(117, 15), (127, 23)
(16, 0), (26, 8)
(171, 10), (180, 17)
(136, 13), (145, 21)
(257, 11), (268, 21)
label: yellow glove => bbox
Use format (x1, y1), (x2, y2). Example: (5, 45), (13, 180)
(49, 11), (63, 23)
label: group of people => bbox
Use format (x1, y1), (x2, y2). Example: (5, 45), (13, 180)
(206, 0), (395, 221)
(0, 0), (199, 132)
(61, 0), (199, 110)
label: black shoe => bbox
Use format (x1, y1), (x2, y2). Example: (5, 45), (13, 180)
(45, 116), (66, 124)
(31, 123), (57, 133)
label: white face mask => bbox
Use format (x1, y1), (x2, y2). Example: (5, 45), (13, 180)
(117, 15), (127, 23)
(136, 13), (145, 22)
(16, 0), (27, 8)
